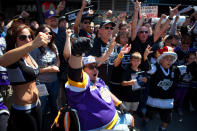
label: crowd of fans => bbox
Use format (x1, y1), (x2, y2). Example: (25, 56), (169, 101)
(0, 0), (197, 131)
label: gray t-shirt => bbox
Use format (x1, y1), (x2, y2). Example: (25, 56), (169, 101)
(31, 46), (59, 82)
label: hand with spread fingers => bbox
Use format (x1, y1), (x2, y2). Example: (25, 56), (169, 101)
(144, 45), (153, 61)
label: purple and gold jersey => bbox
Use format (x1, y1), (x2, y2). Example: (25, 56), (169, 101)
(65, 71), (118, 130)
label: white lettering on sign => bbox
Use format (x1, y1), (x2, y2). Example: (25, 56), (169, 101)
(140, 6), (158, 18)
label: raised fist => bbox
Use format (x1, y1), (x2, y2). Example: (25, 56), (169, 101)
(71, 37), (93, 56)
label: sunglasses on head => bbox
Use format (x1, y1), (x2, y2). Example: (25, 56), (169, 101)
(139, 31), (148, 34)
(86, 64), (98, 70)
(104, 26), (114, 30)
(18, 35), (32, 41)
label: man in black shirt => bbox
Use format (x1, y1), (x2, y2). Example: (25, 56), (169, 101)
(87, 20), (116, 83)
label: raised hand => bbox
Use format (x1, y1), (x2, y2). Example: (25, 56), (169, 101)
(33, 32), (50, 48)
(120, 44), (131, 55)
(118, 12), (127, 22)
(71, 37), (92, 56)
(56, 1), (66, 13)
(134, 0), (141, 11)
(105, 10), (113, 17)
(66, 29), (72, 37)
(144, 45), (153, 60)
(82, 0), (88, 8)
(169, 4), (181, 18)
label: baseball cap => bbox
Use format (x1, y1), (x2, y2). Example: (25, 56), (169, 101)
(44, 10), (57, 19)
(82, 56), (96, 66)
(99, 19), (116, 29)
(81, 15), (93, 23)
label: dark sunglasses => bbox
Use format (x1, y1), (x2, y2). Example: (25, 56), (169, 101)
(104, 27), (114, 30)
(18, 35), (32, 41)
(83, 21), (90, 24)
(139, 31), (148, 34)
(86, 64), (98, 70)
(46, 32), (53, 35)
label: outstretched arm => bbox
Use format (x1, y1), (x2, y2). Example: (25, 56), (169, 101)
(154, 4), (181, 42)
(67, 37), (92, 82)
(95, 37), (116, 65)
(73, 0), (88, 34)
(131, 0), (141, 41)
(1, 32), (49, 67)
(63, 29), (72, 60)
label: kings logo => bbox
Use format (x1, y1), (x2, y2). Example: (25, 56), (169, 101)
(157, 79), (173, 91)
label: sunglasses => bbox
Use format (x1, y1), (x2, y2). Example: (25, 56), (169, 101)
(86, 64), (98, 70)
(139, 31), (148, 34)
(44, 32), (52, 35)
(83, 21), (90, 24)
(104, 27), (114, 30)
(17, 35), (32, 41)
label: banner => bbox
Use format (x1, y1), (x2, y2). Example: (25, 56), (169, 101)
(140, 6), (158, 18)
(65, 5), (94, 22)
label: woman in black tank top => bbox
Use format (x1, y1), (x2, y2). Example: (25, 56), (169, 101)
(5, 24), (51, 131)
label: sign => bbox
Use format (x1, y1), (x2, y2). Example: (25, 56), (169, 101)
(16, 4), (37, 12)
(140, 6), (158, 18)
(65, 5), (94, 22)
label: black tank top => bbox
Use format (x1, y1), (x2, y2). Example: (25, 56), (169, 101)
(7, 55), (40, 85)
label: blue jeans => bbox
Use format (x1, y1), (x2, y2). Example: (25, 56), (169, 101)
(39, 80), (59, 120)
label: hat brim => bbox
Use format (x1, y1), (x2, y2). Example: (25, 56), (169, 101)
(100, 21), (116, 28)
(81, 16), (93, 22)
(157, 52), (177, 64)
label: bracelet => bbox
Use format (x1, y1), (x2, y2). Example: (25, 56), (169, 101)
(118, 54), (124, 59)
(116, 101), (122, 107)
(168, 17), (173, 20)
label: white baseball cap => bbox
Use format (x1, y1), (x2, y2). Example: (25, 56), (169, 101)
(82, 56), (96, 66)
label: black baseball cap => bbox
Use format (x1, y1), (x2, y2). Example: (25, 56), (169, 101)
(99, 20), (116, 29)
(81, 15), (93, 23)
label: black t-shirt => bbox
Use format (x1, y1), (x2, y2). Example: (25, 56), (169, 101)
(87, 38), (109, 57)
(130, 35), (155, 55)
(87, 38), (115, 83)
(121, 67), (141, 102)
